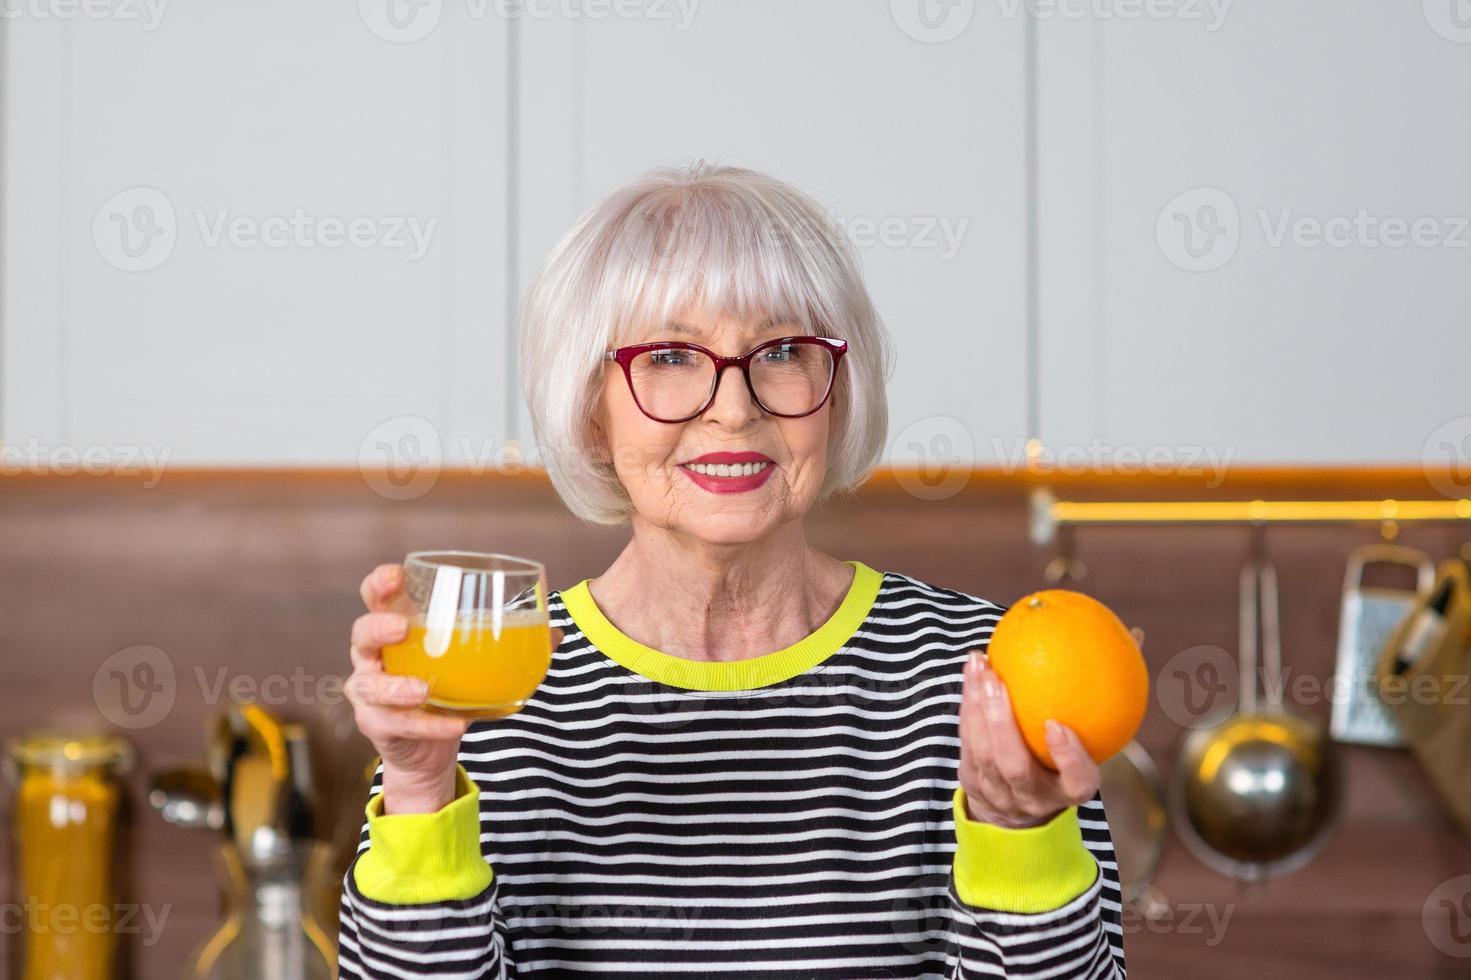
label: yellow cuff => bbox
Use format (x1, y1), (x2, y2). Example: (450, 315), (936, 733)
(952, 786), (1099, 913)
(352, 765), (493, 904)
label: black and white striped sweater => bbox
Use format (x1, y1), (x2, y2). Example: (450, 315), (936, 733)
(338, 561), (1127, 978)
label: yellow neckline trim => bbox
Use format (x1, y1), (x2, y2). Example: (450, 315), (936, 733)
(559, 560), (883, 692)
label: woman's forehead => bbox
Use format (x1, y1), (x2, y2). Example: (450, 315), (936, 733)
(618, 307), (805, 345)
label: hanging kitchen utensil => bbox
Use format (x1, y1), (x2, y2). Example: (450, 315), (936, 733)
(1169, 546), (1344, 882)
(1098, 739), (1168, 908)
(1375, 556), (1471, 840)
(1043, 540), (1171, 913)
(149, 767), (225, 831)
(1329, 544), (1435, 746)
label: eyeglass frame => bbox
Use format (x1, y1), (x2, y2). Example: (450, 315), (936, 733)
(603, 335), (848, 424)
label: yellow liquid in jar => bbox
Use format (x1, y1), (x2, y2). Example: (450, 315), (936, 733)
(382, 609), (553, 717)
(15, 769), (120, 980)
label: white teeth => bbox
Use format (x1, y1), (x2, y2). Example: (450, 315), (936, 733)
(685, 461), (770, 477)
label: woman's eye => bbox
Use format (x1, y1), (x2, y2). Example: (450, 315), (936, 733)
(648, 351), (690, 367)
(760, 345), (798, 363)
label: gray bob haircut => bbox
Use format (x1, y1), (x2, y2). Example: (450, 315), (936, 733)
(519, 161), (896, 526)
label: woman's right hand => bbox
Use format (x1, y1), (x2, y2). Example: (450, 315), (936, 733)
(347, 563), (565, 814)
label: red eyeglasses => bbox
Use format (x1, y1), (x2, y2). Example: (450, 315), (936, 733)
(604, 335), (847, 423)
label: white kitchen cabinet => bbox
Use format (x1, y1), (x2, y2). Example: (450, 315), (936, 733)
(1037, 2), (1471, 468)
(1, 3), (512, 467)
(513, 0), (1030, 470)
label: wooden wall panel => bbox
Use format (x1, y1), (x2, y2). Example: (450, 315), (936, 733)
(1, 470), (1467, 977)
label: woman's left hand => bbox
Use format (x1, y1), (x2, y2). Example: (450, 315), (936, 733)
(957, 627), (1145, 828)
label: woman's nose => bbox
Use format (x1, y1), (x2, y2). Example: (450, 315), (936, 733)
(703, 364), (763, 425)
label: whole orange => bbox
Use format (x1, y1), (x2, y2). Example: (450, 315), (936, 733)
(985, 589), (1148, 770)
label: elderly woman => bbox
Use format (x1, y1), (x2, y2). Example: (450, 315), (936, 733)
(337, 163), (1127, 979)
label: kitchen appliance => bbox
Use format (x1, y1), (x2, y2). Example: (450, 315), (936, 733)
(151, 704), (335, 980)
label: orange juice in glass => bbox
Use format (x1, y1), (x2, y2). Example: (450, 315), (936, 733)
(381, 551), (553, 718)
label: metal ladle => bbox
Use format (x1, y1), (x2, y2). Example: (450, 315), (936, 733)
(1169, 546), (1344, 883)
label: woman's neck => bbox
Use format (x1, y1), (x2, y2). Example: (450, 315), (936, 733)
(586, 522), (854, 663)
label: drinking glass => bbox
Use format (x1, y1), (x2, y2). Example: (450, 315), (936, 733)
(380, 552), (553, 719)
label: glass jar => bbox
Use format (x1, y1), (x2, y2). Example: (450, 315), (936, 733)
(6, 732), (133, 980)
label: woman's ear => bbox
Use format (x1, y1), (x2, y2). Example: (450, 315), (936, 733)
(587, 413), (612, 464)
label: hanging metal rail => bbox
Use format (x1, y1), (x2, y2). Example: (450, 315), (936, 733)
(1029, 488), (1471, 545)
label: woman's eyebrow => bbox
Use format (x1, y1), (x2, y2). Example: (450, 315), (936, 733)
(659, 317), (795, 338)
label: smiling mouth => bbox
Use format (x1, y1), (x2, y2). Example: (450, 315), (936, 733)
(680, 461), (773, 478)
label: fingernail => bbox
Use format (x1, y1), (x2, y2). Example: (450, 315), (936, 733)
(968, 650), (982, 675)
(1046, 719), (1064, 743)
(981, 671), (1000, 701)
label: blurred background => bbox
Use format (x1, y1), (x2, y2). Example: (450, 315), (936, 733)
(3, 1), (1471, 977)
